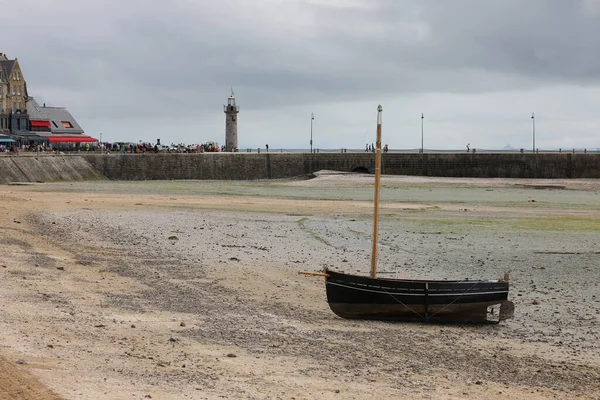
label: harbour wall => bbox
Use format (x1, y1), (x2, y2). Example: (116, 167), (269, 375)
(83, 152), (599, 180)
(1, 153), (598, 184)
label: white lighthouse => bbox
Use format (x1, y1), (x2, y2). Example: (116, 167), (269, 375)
(224, 88), (239, 151)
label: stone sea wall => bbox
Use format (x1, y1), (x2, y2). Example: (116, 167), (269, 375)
(82, 152), (600, 180)
(1, 153), (599, 183)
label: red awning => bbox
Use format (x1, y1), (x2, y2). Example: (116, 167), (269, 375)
(48, 136), (98, 143)
(31, 120), (51, 127)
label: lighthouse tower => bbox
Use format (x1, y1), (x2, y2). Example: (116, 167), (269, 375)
(224, 88), (239, 151)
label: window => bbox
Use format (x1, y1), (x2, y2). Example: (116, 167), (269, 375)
(61, 121), (73, 128)
(11, 86), (15, 95)
(12, 102), (16, 112)
(17, 86), (20, 95)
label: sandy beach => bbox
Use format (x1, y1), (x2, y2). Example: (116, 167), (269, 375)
(1, 173), (599, 399)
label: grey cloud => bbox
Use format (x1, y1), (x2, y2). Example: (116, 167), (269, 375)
(1, 0), (598, 148)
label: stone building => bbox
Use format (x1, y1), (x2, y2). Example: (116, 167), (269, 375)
(0, 53), (29, 138)
(0, 52), (94, 147)
(0, 54), (10, 135)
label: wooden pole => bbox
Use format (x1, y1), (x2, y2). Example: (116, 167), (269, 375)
(298, 271), (330, 278)
(371, 105), (383, 279)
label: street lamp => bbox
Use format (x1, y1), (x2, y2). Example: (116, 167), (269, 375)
(531, 113), (535, 153)
(310, 113), (314, 153)
(421, 113), (424, 153)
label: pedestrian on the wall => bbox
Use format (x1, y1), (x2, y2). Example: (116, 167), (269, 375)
(265, 144), (269, 152)
(466, 143), (470, 153)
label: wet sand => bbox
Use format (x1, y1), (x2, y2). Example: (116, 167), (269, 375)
(1, 173), (599, 399)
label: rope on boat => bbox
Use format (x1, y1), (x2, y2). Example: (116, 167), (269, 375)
(381, 280), (483, 321)
(425, 281), (482, 320)
(379, 288), (427, 320)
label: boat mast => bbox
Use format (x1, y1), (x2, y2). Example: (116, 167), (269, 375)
(371, 105), (383, 279)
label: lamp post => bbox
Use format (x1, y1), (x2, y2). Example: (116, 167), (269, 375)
(310, 113), (314, 153)
(421, 113), (424, 153)
(531, 112), (535, 153)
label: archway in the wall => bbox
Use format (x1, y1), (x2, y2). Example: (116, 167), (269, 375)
(351, 166), (370, 174)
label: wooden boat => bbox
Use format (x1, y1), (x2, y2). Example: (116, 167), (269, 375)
(302, 105), (514, 323)
(325, 269), (514, 323)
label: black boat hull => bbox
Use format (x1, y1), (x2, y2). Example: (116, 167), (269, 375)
(325, 269), (514, 323)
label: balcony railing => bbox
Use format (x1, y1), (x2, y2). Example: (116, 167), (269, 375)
(223, 105), (240, 112)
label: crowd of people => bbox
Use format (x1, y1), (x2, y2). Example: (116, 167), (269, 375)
(0, 141), (233, 154)
(1, 143), (54, 153)
(0, 142), (99, 153)
(102, 142), (228, 153)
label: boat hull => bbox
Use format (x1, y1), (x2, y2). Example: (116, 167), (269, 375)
(325, 269), (514, 323)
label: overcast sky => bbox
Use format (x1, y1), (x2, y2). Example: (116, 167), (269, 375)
(2, 0), (600, 150)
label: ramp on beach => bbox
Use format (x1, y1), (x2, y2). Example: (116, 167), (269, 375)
(0, 155), (105, 184)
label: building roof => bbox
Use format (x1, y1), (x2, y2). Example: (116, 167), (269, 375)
(27, 97), (84, 134)
(0, 60), (15, 78)
(26, 97), (49, 119)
